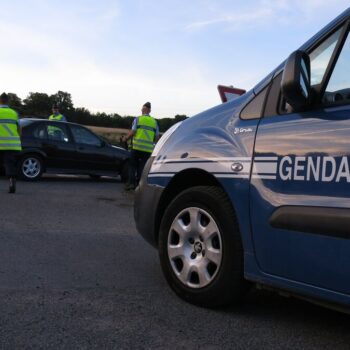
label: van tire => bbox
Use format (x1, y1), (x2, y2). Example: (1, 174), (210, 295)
(159, 186), (246, 307)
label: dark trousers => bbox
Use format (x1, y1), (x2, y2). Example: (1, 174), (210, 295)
(128, 149), (151, 187)
(0, 151), (19, 178)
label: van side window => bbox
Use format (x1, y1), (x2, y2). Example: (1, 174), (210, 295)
(309, 27), (342, 86)
(240, 87), (268, 120)
(263, 73), (282, 117)
(323, 30), (350, 104)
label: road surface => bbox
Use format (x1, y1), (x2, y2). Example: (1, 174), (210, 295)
(0, 176), (349, 349)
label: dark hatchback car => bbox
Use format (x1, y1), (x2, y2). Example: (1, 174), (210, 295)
(15, 118), (130, 181)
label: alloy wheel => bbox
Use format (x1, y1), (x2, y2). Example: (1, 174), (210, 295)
(167, 207), (222, 289)
(22, 157), (41, 179)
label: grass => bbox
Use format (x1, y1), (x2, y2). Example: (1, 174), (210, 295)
(87, 125), (129, 146)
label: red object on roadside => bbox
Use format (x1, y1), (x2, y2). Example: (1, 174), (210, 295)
(218, 85), (246, 103)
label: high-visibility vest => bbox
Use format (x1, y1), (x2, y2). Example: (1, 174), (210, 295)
(132, 115), (157, 153)
(0, 107), (22, 151)
(49, 114), (64, 121)
(48, 114), (65, 136)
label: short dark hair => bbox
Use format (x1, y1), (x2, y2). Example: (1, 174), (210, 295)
(143, 102), (151, 109)
(0, 93), (8, 104)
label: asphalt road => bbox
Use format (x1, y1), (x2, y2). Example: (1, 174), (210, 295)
(0, 176), (350, 349)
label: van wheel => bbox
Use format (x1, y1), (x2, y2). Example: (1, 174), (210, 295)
(159, 186), (246, 307)
(19, 155), (43, 181)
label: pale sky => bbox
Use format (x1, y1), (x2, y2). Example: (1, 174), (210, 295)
(2, 0), (349, 117)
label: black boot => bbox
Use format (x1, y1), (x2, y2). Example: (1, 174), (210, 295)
(9, 177), (16, 194)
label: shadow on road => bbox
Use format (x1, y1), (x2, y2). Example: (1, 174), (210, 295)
(0, 174), (121, 184)
(40, 175), (121, 183)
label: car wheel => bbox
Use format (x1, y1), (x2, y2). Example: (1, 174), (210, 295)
(19, 155), (43, 181)
(120, 161), (129, 183)
(159, 186), (246, 307)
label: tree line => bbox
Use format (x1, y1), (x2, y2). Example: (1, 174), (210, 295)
(7, 91), (187, 132)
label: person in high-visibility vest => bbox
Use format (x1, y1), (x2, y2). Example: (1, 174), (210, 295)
(0, 93), (22, 193)
(48, 104), (66, 122)
(123, 102), (159, 190)
(48, 104), (66, 138)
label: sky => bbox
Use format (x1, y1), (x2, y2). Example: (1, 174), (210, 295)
(1, 0), (349, 118)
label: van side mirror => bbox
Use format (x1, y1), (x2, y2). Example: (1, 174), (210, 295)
(281, 50), (311, 111)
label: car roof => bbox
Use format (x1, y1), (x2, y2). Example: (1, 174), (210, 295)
(19, 118), (82, 127)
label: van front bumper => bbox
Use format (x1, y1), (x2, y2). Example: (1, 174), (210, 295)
(134, 157), (164, 248)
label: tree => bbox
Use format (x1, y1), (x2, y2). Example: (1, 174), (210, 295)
(156, 115), (187, 132)
(19, 90), (186, 132)
(23, 92), (52, 117)
(157, 118), (173, 132)
(7, 93), (23, 114)
(51, 91), (74, 114)
(174, 114), (188, 122)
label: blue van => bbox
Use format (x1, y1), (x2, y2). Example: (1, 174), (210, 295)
(135, 8), (350, 310)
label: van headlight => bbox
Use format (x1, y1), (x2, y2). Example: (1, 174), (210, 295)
(152, 122), (182, 157)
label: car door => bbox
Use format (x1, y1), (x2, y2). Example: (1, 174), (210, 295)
(69, 124), (115, 171)
(43, 122), (77, 169)
(250, 23), (350, 294)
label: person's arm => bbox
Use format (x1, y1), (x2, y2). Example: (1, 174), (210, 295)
(155, 123), (160, 142)
(125, 129), (135, 141)
(124, 117), (137, 142)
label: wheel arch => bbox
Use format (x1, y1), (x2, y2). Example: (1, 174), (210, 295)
(20, 149), (47, 161)
(19, 150), (47, 172)
(155, 168), (237, 243)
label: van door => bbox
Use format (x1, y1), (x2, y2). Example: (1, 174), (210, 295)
(250, 25), (350, 294)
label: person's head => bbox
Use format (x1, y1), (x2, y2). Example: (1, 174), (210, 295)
(142, 102), (151, 115)
(52, 104), (60, 115)
(0, 92), (9, 105)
